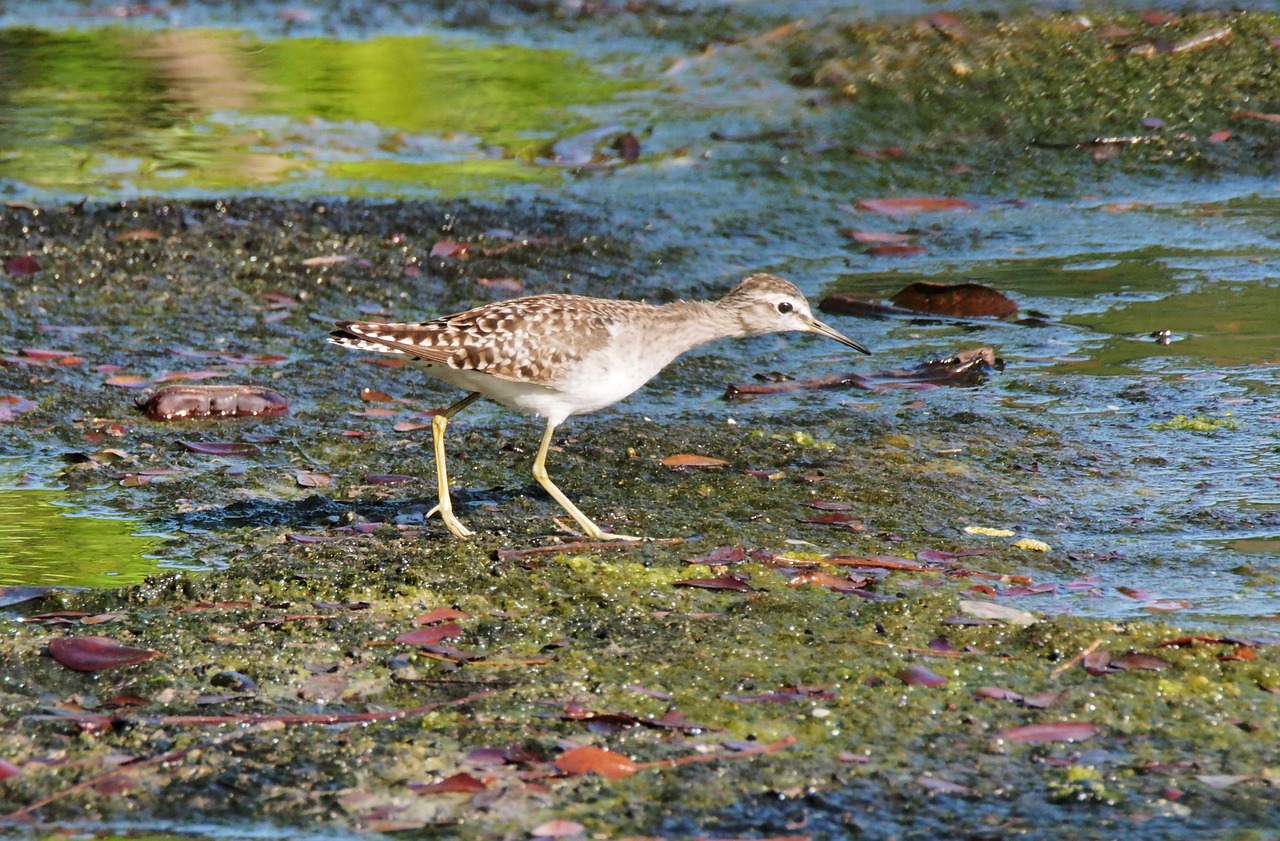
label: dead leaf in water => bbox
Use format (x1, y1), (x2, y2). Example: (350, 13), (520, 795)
(47, 636), (161, 671)
(554, 746), (637, 780)
(856, 196), (976, 214)
(897, 665), (948, 687)
(5, 255), (40, 276)
(178, 441), (261, 457)
(998, 722), (1099, 744)
(296, 471), (332, 488)
(672, 575), (754, 592)
(661, 453), (728, 469)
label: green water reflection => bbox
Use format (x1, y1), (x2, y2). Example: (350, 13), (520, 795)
(0, 490), (163, 588)
(0, 28), (633, 196)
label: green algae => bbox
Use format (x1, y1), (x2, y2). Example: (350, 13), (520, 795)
(1150, 413), (1239, 432)
(781, 10), (1280, 195)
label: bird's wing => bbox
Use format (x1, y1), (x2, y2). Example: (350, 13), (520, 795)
(330, 295), (637, 385)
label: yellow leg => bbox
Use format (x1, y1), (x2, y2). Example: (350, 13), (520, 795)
(532, 420), (642, 542)
(425, 392), (481, 538)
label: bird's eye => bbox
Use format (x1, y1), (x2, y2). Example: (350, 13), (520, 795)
(777, 301), (794, 314)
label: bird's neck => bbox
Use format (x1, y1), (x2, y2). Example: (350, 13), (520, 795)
(651, 300), (744, 355)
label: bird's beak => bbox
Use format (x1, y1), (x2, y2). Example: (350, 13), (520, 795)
(806, 316), (871, 355)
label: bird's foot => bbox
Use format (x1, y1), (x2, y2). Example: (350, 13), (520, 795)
(425, 504), (474, 538)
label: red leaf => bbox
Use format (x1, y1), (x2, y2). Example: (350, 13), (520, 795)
(395, 623), (463, 646)
(178, 441), (261, 457)
(360, 388), (396, 403)
(412, 608), (471, 625)
(867, 243), (927, 257)
(410, 772), (487, 794)
(430, 240), (472, 259)
(897, 664), (948, 687)
(5, 255), (40, 276)
(363, 473), (414, 485)
(672, 575), (754, 592)
(856, 196), (976, 215)
(843, 230), (914, 244)
(999, 721), (1099, 744)
(1207, 129), (1231, 144)
(0, 759), (20, 780)
(47, 636), (160, 671)
(973, 686), (1023, 702)
(554, 745), (638, 780)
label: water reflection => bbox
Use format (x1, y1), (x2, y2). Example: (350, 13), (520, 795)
(0, 28), (634, 196)
(0, 489), (166, 587)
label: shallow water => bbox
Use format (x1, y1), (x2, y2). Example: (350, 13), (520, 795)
(1, 5), (1278, 632)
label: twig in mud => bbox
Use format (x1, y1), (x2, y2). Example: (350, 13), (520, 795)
(1050, 638), (1105, 679)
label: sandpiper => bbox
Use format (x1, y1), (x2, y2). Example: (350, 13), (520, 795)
(330, 273), (869, 540)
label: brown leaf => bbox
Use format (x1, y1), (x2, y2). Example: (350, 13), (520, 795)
(554, 745), (637, 780)
(857, 196), (976, 214)
(296, 470), (332, 488)
(973, 686), (1024, 702)
(360, 388), (396, 403)
(1112, 652), (1171, 671)
(47, 636), (161, 671)
(393, 421), (430, 433)
(998, 721), (1099, 744)
(363, 474), (414, 485)
(413, 607), (471, 625)
(409, 772), (487, 795)
(661, 453), (728, 469)
(178, 441), (261, 457)
(891, 281), (1017, 318)
(1231, 110), (1280, 124)
(684, 546), (747, 565)
(104, 374), (152, 388)
(672, 575), (754, 592)
(395, 623), (463, 646)
(897, 664), (948, 687)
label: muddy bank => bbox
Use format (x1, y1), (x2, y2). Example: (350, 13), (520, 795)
(2, 198), (1279, 837)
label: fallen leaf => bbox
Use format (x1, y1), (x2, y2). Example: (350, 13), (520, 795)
(844, 230), (914, 244)
(178, 441), (261, 457)
(47, 636), (161, 671)
(867, 243), (927, 257)
(360, 388), (396, 403)
(957, 600), (1036, 626)
(0, 759), (21, 780)
(857, 196), (976, 214)
(898, 665), (948, 687)
(430, 240), (471, 259)
(5, 255), (40, 276)
(973, 686), (1024, 702)
(413, 608), (471, 625)
(395, 623), (463, 646)
(684, 546), (747, 565)
(393, 421), (430, 433)
(296, 470), (332, 488)
(1207, 129), (1231, 144)
(998, 721), (1099, 744)
(1112, 652), (1171, 671)
(1195, 774), (1249, 789)
(672, 575), (754, 592)
(0, 395), (39, 422)
(363, 474), (414, 485)
(1231, 111), (1280, 124)
(554, 746), (637, 780)
(661, 453), (728, 469)
(409, 772), (487, 795)
(104, 375), (152, 388)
